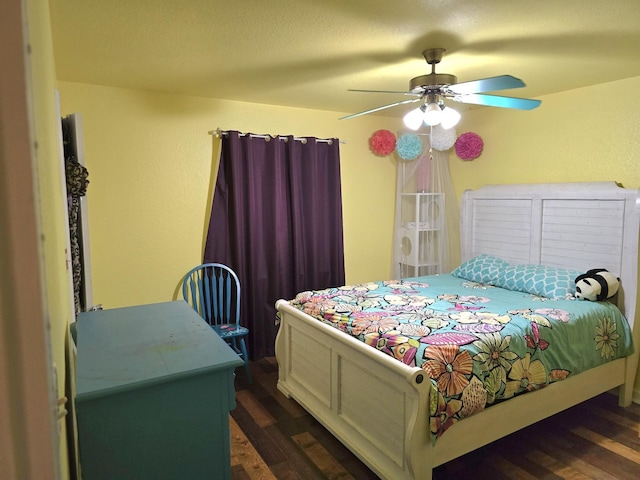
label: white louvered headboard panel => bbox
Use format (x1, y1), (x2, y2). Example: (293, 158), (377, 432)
(465, 198), (534, 264)
(540, 199), (624, 273)
(460, 182), (640, 327)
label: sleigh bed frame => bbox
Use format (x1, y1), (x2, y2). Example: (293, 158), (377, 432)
(275, 182), (640, 480)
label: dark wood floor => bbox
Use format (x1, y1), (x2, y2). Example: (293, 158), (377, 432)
(230, 358), (640, 480)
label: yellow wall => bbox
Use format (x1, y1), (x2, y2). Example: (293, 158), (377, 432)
(27, 0), (73, 476)
(57, 82), (399, 308)
(449, 75), (640, 193)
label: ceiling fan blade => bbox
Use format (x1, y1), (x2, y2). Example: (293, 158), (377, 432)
(339, 98), (420, 120)
(348, 89), (422, 97)
(453, 93), (541, 110)
(448, 75), (526, 95)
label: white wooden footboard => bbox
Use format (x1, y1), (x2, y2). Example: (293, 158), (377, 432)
(276, 299), (635, 480)
(275, 299), (432, 480)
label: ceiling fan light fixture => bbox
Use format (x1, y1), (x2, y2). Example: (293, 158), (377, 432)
(423, 102), (442, 126)
(403, 106), (425, 130)
(341, 48), (541, 122)
(440, 106), (461, 129)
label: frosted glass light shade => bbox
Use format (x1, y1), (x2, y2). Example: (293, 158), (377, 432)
(423, 103), (442, 126)
(440, 106), (461, 129)
(403, 107), (424, 130)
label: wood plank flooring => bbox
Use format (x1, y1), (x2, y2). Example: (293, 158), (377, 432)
(231, 358), (640, 480)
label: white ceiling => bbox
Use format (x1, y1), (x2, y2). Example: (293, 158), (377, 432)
(49, 0), (640, 119)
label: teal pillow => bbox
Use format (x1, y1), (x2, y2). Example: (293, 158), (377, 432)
(451, 254), (510, 285)
(496, 264), (582, 299)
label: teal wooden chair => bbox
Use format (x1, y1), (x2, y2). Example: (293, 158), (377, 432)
(182, 263), (252, 383)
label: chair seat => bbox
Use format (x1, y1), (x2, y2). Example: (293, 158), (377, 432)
(212, 324), (249, 339)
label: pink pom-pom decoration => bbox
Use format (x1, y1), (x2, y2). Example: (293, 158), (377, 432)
(369, 129), (397, 156)
(454, 132), (484, 160)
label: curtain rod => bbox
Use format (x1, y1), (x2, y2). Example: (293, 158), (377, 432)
(208, 128), (345, 145)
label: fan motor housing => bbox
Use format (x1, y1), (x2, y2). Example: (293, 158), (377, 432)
(410, 73), (457, 93)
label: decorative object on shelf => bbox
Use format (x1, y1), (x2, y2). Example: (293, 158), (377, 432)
(369, 129), (397, 156)
(396, 133), (423, 160)
(416, 155), (430, 192)
(455, 132), (484, 160)
(430, 124), (457, 151)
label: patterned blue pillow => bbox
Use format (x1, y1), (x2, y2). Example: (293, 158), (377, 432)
(496, 264), (582, 299)
(451, 254), (510, 285)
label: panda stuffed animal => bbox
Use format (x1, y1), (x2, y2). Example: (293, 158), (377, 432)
(574, 268), (620, 301)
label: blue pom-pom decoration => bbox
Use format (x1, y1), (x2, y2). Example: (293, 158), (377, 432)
(396, 133), (423, 160)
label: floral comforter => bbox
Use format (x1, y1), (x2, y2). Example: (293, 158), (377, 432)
(289, 274), (634, 442)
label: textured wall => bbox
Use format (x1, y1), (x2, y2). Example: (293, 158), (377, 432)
(57, 83), (399, 308)
(449, 76), (640, 193)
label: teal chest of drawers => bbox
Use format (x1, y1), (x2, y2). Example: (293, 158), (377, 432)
(75, 301), (244, 480)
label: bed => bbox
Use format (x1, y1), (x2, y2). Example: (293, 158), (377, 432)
(274, 182), (640, 480)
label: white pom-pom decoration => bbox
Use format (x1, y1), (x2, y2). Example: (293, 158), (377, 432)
(430, 125), (457, 151)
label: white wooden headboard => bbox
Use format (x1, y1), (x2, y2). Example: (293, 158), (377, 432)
(460, 182), (640, 327)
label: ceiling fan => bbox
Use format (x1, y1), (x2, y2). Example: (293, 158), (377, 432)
(340, 48), (541, 128)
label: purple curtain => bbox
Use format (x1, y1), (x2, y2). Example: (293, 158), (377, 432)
(204, 131), (345, 359)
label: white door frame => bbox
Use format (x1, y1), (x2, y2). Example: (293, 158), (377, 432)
(0, 0), (59, 478)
